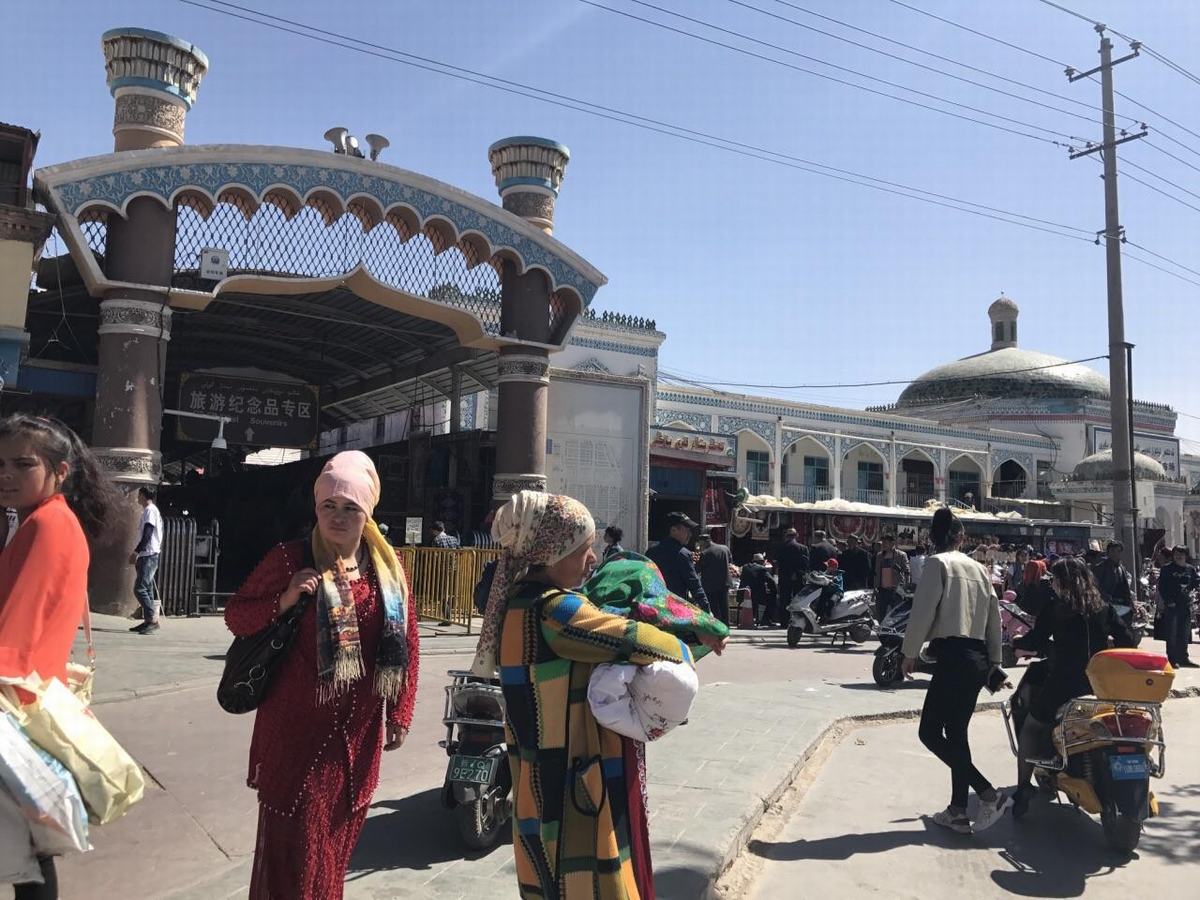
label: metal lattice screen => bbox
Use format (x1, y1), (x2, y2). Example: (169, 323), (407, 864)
(172, 198), (503, 333)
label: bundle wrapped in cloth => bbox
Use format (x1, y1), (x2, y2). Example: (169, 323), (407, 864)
(583, 552), (729, 742)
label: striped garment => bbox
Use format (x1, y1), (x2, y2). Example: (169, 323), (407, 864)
(500, 580), (690, 900)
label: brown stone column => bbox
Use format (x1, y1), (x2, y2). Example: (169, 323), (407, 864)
(492, 265), (552, 501)
(487, 138), (570, 503)
(88, 29), (206, 613)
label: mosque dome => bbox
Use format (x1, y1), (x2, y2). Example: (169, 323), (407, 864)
(896, 296), (1110, 406)
(1072, 448), (1168, 482)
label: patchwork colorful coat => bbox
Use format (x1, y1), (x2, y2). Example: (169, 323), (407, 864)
(500, 580), (692, 899)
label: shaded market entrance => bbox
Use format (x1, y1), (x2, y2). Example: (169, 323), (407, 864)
(3, 28), (606, 614)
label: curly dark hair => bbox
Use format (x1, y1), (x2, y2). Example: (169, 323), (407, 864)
(0, 415), (120, 540)
(1050, 556), (1104, 617)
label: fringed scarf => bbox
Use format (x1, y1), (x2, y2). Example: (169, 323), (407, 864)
(311, 518), (409, 704)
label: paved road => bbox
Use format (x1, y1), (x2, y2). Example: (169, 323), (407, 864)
(744, 703), (1199, 900)
(59, 617), (1200, 899)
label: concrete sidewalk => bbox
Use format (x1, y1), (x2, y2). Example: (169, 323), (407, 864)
(59, 622), (1200, 899)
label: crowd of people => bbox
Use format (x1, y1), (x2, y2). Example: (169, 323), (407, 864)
(2, 411), (1197, 898)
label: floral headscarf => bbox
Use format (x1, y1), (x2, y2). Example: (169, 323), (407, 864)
(470, 491), (595, 675)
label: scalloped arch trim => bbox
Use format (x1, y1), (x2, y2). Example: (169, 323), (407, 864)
(36, 145), (605, 307)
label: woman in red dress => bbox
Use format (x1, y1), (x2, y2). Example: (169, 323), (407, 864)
(0, 414), (117, 899)
(226, 451), (419, 899)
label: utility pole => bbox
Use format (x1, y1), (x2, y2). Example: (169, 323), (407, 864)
(1067, 24), (1147, 573)
(1125, 342), (1139, 575)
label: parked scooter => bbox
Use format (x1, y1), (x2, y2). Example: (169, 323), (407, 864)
(439, 670), (511, 849)
(787, 570), (874, 648)
(871, 590), (936, 686)
(1002, 649), (1170, 853)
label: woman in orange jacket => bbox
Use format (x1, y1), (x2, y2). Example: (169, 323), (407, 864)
(0, 414), (116, 899)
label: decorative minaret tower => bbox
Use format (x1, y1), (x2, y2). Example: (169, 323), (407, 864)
(487, 137), (571, 501)
(488, 137), (570, 235)
(102, 27), (208, 151)
(988, 295), (1019, 350)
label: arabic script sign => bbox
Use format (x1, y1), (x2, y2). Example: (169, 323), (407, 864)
(1090, 426), (1180, 477)
(177, 372), (320, 449)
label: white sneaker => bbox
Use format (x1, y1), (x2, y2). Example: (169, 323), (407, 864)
(972, 792), (1012, 833)
(930, 807), (972, 834)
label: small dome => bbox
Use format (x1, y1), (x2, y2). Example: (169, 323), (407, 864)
(1072, 449), (1167, 482)
(988, 295), (1019, 317)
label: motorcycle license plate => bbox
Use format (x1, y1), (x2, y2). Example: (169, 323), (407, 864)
(450, 754), (497, 785)
(1108, 753), (1149, 781)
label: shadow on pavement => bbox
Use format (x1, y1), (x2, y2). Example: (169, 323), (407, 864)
(1137, 782), (1200, 861)
(989, 783), (1200, 897)
(347, 788), (511, 877)
(653, 864), (711, 898)
(837, 681), (929, 692)
(988, 801), (1124, 897)
(748, 819), (962, 861)
(652, 839), (715, 899)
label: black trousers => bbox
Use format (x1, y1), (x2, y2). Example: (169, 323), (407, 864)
(1164, 602), (1193, 665)
(918, 638), (994, 810)
(876, 587), (900, 621)
(707, 585), (731, 626)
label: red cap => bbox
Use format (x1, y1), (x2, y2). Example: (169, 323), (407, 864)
(826, 558), (839, 572)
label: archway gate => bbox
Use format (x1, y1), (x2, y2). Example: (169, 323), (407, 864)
(20, 31), (606, 612)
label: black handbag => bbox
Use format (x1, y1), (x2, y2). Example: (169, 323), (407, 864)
(217, 545), (316, 714)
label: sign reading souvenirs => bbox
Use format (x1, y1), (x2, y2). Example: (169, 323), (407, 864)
(177, 373), (320, 449)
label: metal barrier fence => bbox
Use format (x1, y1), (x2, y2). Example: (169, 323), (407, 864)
(398, 547), (502, 631)
(158, 516), (198, 617)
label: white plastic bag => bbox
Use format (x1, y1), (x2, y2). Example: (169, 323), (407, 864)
(0, 712), (89, 855)
(0, 785), (41, 885)
(588, 660), (699, 743)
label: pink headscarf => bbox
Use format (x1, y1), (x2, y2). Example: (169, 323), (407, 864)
(313, 450), (380, 515)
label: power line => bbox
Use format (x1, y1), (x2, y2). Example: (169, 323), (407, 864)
(727, 0), (1128, 123)
(659, 354), (1110, 390)
(1121, 158), (1200, 204)
(181, 0), (1095, 242)
(581, 0), (1086, 148)
(1143, 140), (1200, 175)
(1116, 98), (1200, 155)
(1034, 0), (1200, 90)
(1122, 169), (1200, 216)
(1033, 0), (1100, 27)
(886, 0), (1069, 68)
(1122, 247), (1200, 288)
(893, 0), (1200, 159)
(1123, 240), (1200, 280)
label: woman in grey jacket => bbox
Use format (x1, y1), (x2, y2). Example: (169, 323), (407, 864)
(902, 507), (1009, 834)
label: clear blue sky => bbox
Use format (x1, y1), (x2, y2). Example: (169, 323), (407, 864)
(6, 0), (1199, 446)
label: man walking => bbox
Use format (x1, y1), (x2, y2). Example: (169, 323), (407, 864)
(1158, 546), (1199, 668)
(1093, 540), (1132, 607)
(647, 511), (709, 611)
(697, 532), (734, 625)
(739, 553), (778, 628)
(841, 534), (872, 591)
(809, 529), (838, 572)
(873, 533), (910, 621)
(128, 486), (163, 634)
(773, 528), (808, 608)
